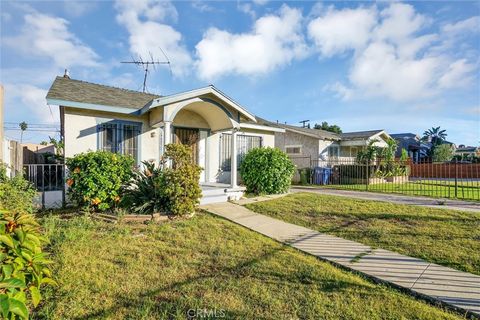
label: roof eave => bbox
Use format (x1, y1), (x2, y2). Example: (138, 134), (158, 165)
(46, 98), (140, 115)
(140, 85), (257, 122)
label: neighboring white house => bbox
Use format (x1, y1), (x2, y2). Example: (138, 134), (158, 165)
(46, 75), (284, 199)
(269, 120), (392, 167)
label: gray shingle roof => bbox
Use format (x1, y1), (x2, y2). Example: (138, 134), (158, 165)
(340, 130), (385, 140)
(244, 117), (340, 140)
(46, 76), (160, 109)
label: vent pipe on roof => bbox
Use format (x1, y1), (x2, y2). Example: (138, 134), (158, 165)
(63, 69), (70, 79)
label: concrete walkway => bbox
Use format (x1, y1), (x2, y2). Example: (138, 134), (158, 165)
(292, 186), (480, 213)
(200, 202), (480, 317)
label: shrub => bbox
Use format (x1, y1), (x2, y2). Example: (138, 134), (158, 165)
(240, 147), (295, 195)
(162, 144), (202, 215)
(0, 164), (36, 214)
(121, 161), (167, 215)
(122, 144), (202, 216)
(432, 144), (454, 163)
(0, 211), (56, 319)
(66, 151), (134, 212)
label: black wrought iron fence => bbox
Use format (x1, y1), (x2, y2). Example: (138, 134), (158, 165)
(23, 164), (65, 191)
(307, 158), (480, 201)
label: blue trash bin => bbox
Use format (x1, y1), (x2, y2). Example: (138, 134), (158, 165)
(322, 167), (332, 185)
(313, 167), (323, 185)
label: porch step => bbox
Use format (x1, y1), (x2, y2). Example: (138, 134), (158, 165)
(200, 194), (230, 205)
(200, 187), (229, 205)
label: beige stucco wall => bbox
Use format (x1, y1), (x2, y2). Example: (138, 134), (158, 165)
(212, 128), (276, 184)
(63, 108), (159, 162)
(173, 109), (210, 129)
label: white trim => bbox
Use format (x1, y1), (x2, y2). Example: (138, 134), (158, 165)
(239, 122), (285, 133)
(140, 85), (257, 122)
(46, 98), (138, 115)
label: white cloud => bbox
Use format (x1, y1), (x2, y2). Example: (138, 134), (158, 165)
(313, 3), (478, 102)
(238, 3), (257, 19)
(438, 59), (477, 89)
(374, 3), (430, 45)
(63, 1), (97, 17)
(4, 83), (59, 125)
(115, 0), (191, 77)
(308, 6), (377, 57)
(442, 16), (480, 35)
(323, 82), (354, 101)
(349, 41), (441, 101)
(191, 1), (215, 12)
(3, 12), (98, 68)
(195, 5), (308, 80)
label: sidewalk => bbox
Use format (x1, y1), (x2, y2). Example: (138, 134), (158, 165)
(291, 186), (480, 213)
(200, 202), (480, 317)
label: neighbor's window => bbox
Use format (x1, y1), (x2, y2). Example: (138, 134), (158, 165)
(98, 121), (141, 163)
(220, 134), (262, 171)
(328, 145), (339, 158)
(285, 146), (302, 155)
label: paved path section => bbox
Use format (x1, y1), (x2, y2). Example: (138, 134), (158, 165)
(200, 202), (480, 317)
(291, 187), (480, 213)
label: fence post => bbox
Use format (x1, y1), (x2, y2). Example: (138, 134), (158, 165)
(366, 160), (369, 191)
(454, 159), (458, 198)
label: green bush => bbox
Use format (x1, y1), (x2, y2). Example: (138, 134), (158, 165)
(122, 144), (202, 216)
(0, 211), (56, 319)
(162, 144), (202, 215)
(240, 147), (295, 195)
(66, 151), (134, 212)
(0, 164), (36, 214)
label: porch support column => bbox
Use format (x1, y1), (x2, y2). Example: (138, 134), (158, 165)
(163, 121), (172, 167)
(230, 129), (238, 188)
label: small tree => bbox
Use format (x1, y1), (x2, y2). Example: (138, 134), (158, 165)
(240, 147), (295, 195)
(313, 121), (342, 134)
(432, 144), (454, 162)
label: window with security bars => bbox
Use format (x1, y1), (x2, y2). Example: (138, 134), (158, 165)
(220, 134), (262, 171)
(98, 122), (141, 163)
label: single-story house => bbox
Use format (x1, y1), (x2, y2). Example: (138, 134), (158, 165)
(390, 133), (431, 163)
(45, 75), (284, 203)
(455, 146), (480, 160)
(261, 118), (392, 168)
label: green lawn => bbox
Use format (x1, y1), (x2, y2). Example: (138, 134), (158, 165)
(322, 181), (480, 201)
(35, 213), (461, 319)
(246, 193), (480, 275)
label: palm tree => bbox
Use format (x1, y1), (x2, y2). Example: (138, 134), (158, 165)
(422, 126), (447, 146)
(19, 121), (28, 143)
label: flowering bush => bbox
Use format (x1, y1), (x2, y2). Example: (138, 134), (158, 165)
(66, 151), (134, 212)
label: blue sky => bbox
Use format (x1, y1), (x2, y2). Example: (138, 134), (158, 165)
(1, 0), (479, 145)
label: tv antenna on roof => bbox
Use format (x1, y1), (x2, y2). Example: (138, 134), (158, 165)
(121, 48), (172, 93)
(299, 120), (310, 128)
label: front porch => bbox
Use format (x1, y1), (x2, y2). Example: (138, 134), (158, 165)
(143, 87), (259, 189)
